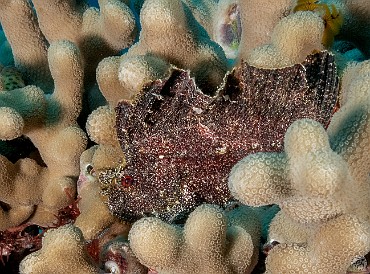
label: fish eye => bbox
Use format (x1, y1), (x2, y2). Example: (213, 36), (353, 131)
(86, 164), (95, 176)
(120, 175), (134, 187)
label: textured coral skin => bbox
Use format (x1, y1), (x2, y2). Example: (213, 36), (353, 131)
(237, 0), (293, 62)
(0, 0), (137, 232)
(74, 147), (125, 240)
(19, 224), (99, 274)
(246, 11), (324, 68)
(229, 60), (370, 272)
(0, 41), (87, 229)
(31, 0), (137, 86)
(86, 105), (119, 147)
(129, 204), (261, 274)
(97, 0), (228, 104)
(266, 215), (370, 274)
(0, 0), (135, 89)
(0, 0), (52, 90)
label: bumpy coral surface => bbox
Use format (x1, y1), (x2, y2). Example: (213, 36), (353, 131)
(246, 11), (325, 68)
(0, 41), (87, 229)
(97, 0), (228, 104)
(74, 147), (124, 240)
(19, 224), (99, 274)
(129, 204), (261, 274)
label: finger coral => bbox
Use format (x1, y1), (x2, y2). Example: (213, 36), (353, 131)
(246, 11), (325, 68)
(0, 0), (137, 232)
(74, 146), (126, 240)
(0, 0), (52, 90)
(19, 224), (100, 274)
(97, 0), (228, 102)
(129, 204), (261, 274)
(0, 40), (87, 229)
(228, 59), (370, 272)
(0, 0), (137, 118)
(266, 214), (370, 274)
(236, 0), (292, 62)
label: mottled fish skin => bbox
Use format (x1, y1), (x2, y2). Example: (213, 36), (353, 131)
(100, 51), (339, 223)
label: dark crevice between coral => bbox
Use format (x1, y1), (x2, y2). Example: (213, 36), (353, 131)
(0, 201), (11, 212)
(0, 136), (37, 163)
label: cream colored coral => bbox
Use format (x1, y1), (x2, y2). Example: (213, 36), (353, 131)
(246, 11), (324, 68)
(31, 0), (136, 82)
(0, 0), (52, 90)
(19, 224), (100, 274)
(31, 0), (135, 50)
(229, 119), (362, 223)
(0, 85), (47, 132)
(0, 204), (35, 230)
(75, 146), (126, 240)
(86, 105), (119, 147)
(97, 54), (171, 106)
(82, 108), (128, 239)
(229, 119), (370, 271)
(267, 211), (314, 245)
(237, 0), (293, 62)
(85, 104), (126, 170)
(117, 54), (171, 102)
(129, 204), (261, 274)
(129, 0), (227, 90)
(266, 215), (370, 274)
(131, 0), (238, 59)
(0, 0), (136, 92)
(0, 41), (87, 229)
(327, 61), (370, 218)
(0, 107), (24, 140)
(97, 0), (228, 104)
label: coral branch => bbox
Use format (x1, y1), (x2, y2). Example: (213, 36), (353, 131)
(129, 204), (261, 274)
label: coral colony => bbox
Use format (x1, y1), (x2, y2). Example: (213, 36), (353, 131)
(0, 0), (369, 274)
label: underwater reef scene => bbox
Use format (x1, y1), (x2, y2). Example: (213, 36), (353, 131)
(0, 0), (369, 273)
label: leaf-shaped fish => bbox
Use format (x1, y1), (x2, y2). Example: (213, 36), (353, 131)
(100, 51), (339, 223)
